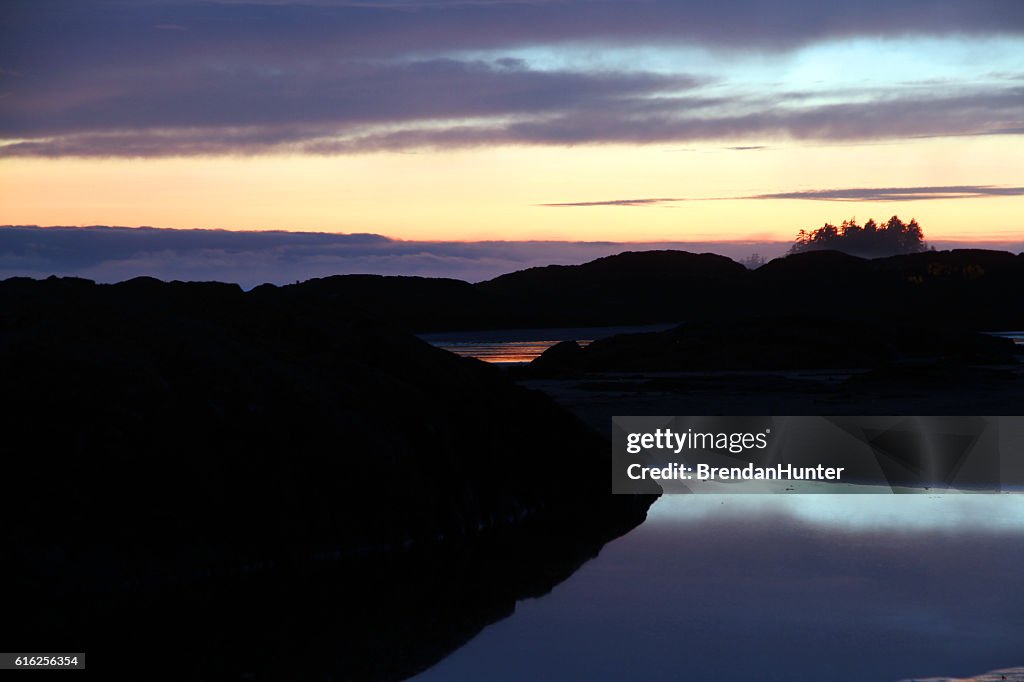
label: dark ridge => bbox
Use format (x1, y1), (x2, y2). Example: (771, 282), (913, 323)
(239, 248), (1024, 332)
(523, 317), (1019, 374)
(477, 250), (748, 326)
(480, 250), (746, 290)
(751, 248), (871, 279)
(1, 275), (656, 680)
(284, 272), (498, 332)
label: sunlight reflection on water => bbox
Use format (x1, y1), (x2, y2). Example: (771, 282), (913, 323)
(434, 339), (593, 363)
(428, 329), (1022, 363)
(420, 324), (674, 363)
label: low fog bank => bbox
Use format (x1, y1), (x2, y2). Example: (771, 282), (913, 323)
(4, 225), (1021, 288)
(0, 224), (792, 286)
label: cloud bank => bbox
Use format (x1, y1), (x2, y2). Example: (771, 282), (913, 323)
(0, 225), (790, 286)
(2, 225), (1020, 288)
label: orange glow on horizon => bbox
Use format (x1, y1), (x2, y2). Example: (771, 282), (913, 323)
(1, 136), (1021, 244)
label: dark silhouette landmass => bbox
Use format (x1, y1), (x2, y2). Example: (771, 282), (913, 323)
(518, 249), (1024, 373)
(503, 249), (1023, 420)
(288, 247), (1024, 333)
(291, 249), (747, 331)
(528, 317), (1017, 373)
(476, 250), (746, 327)
(519, 313), (1023, 427)
(288, 272), (501, 330)
(1, 275), (655, 680)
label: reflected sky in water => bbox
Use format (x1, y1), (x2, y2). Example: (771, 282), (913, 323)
(420, 324), (674, 363)
(413, 495), (1024, 682)
(649, 493), (1024, 532)
(430, 340), (592, 364)
(429, 329), (1024, 363)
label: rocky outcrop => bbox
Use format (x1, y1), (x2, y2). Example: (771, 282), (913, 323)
(284, 272), (500, 332)
(476, 250), (747, 327)
(747, 249), (1024, 328)
(1, 275), (656, 680)
(524, 317), (1019, 374)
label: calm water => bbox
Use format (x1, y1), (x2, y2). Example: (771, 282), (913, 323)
(413, 494), (1024, 682)
(993, 331), (1024, 345)
(419, 324), (676, 363)
(414, 327), (1024, 678)
(424, 328), (1024, 364)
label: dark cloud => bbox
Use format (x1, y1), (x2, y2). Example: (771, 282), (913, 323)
(751, 185), (1024, 201)
(5, 0), (1021, 65)
(0, 57), (702, 138)
(543, 185), (1024, 207)
(0, 1), (1019, 155)
(4, 87), (1022, 157)
(541, 198), (680, 207)
(3, 81), (1021, 157)
(1, 0), (1023, 156)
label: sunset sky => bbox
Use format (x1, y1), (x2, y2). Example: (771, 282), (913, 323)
(2, 0), (1023, 246)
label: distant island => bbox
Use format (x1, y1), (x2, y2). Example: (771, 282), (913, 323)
(278, 246), (1024, 333)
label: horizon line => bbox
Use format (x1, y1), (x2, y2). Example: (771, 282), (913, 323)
(4, 224), (1023, 246)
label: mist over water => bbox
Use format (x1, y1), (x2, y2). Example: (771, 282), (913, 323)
(414, 495), (1024, 682)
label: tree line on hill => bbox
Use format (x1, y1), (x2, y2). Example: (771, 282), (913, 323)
(791, 216), (928, 258)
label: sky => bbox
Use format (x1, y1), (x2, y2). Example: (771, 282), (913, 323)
(1, 0), (1023, 258)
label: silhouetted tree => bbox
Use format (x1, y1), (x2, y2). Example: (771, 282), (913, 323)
(790, 216), (927, 257)
(741, 252), (765, 269)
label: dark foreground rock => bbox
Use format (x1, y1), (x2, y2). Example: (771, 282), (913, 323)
(0, 275), (656, 680)
(523, 317), (1020, 374)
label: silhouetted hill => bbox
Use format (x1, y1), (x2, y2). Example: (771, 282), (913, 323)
(284, 273), (501, 331)
(1, 275), (655, 680)
(251, 248), (1024, 332)
(748, 249), (1024, 328)
(480, 249), (743, 296)
(476, 250), (747, 326)
(481, 247), (1024, 330)
(522, 248), (1024, 374)
(753, 248), (871, 281)
(500, 249), (1024, 376)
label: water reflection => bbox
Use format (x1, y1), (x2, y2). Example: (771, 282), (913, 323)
(990, 331), (1024, 346)
(432, 340), (593, 364)
(419, 324), (675, 363)
(648, 491), (1024, 531)
(426, 329), (1022, 363)
(414, 495), (1024, 682)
